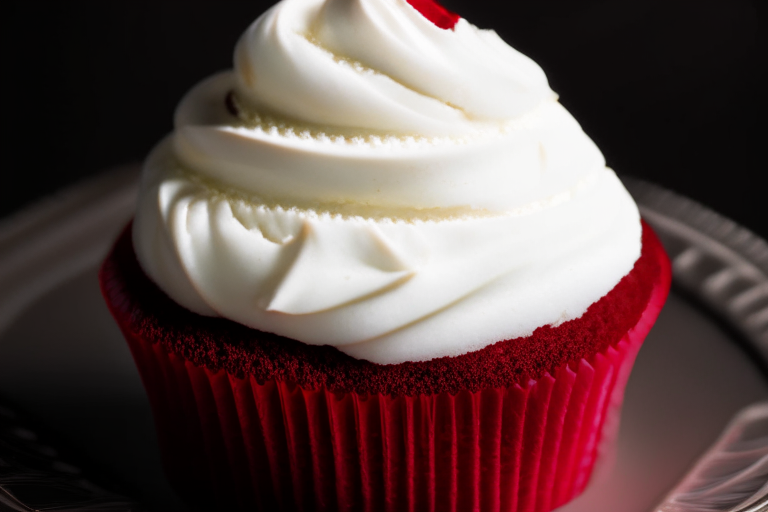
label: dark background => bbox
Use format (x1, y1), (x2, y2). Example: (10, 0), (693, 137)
(6, 0), (766, 238)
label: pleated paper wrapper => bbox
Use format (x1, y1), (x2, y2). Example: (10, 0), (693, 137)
(110, 282), (665, 512)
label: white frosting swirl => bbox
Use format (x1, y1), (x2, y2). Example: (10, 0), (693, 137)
(233, 0), (551, 135)
(133, 0), (642, 364)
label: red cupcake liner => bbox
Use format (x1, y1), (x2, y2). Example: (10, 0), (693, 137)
(116, 276), (666, 512)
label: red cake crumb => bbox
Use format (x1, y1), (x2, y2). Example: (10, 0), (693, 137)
(405, 0), (459, 30)
(100, 222), (666, 397)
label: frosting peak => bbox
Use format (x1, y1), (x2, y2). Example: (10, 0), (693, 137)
(133, 0), (642, 364)
(232, 0), (553, 136)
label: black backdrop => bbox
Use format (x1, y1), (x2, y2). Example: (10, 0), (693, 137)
(7, 0), (766, 238)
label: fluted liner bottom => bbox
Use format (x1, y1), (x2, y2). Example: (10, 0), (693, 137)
(119, 285), (664, 512)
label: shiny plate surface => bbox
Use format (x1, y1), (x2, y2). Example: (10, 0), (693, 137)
(0, 169), (766, 511)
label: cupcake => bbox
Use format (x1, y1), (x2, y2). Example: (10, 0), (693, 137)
(100, 0), (671, 510)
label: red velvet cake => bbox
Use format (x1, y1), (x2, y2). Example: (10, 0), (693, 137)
(100, 0), (672, 509)
(101, 221), (670, 511)
(105, 223), (666, 397)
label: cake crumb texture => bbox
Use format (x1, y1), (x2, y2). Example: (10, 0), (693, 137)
(101, 221), (667, 397)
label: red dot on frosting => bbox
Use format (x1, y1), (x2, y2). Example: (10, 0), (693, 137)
(406, 0), (460, 30)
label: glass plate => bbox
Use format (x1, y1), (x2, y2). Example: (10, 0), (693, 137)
(0, 168), (766, 511)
